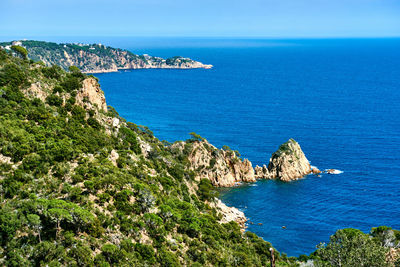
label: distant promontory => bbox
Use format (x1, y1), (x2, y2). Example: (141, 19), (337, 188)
(0, 40), (213, 73)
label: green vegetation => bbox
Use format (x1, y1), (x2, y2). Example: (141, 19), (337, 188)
(0, 47), (296, 266)
(189, 132), (205, 142)
(299, 227), (400, 266)
(272, 138), (297, 157)
(10, 45), (28, 59)
(165, 56), (193, 66)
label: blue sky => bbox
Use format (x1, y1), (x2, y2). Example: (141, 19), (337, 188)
(1, 0), (399, 38)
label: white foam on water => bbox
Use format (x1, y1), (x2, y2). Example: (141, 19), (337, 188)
(326, 169), (343, 174)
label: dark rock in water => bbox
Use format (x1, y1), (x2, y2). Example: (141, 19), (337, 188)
(311, 167), (322, 175)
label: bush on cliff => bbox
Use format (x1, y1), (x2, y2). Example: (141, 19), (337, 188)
(11, 45), (28, 59)
(198, 178), (219, 201)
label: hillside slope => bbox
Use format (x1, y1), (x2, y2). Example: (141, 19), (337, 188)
(0, 46), (291, 266)
(0, 40), (213, 73)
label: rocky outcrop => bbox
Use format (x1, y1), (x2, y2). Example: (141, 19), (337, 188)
(76, 77), (107, 112)
(254, 164), (271, 179)
(25, 82), (49, 102)
(0, 40), (213, 73)
(255, 139), (311, 182)
(172, 140), (255, 187)
(212, 198), (247, 230)
(0, 154), (12, 165)
(174, 138), (316, 186)
(311, 166), (322, 175)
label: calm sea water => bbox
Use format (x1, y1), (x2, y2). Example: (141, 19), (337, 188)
(95, 38), (400, 256)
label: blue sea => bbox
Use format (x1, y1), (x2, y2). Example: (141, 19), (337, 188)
(94, 38), (400, 256)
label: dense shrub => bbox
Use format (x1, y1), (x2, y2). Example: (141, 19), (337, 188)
(42, 65), (62, 79)
(11, 45), (28, 59)
(60, 76), (81, 93)
(46, 95), (63, 106)
(0, 64), (28, 87)
(313, 228), (389, 266)
(198, 179), (218, 201)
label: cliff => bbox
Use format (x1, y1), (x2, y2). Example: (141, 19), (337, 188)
(0, 40), (213, 73)
(171, 139), (255, 187)
(172, 137), (313, 186)
(255, 139), (311, 182)
(76, 77), (108, 112)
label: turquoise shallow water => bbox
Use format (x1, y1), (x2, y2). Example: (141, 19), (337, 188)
(94, 38), (400, 256)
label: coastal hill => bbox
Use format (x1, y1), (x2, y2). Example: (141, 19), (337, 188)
(0, 40), (213, 73)
(0, 45), (286, 266)
(0, 46), (399, 266)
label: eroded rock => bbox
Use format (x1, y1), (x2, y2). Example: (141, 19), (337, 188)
(172, 140), (255, 187)
(76, 77), (107, 112)
(263, 139), (311, 182)
(212, 198), (247, 230)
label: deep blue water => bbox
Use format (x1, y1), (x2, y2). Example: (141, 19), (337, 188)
(94, 38), (400, 256)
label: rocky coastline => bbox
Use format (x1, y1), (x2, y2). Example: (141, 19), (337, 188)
(178, 138), (339, 188)
(0, 40), (213, 73)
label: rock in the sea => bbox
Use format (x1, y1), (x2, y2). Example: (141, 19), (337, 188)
(311, 166), (322, 175)
(266, 139), (311, 182)
(254, 164), (272, 179)
(175, 138), (313, 186)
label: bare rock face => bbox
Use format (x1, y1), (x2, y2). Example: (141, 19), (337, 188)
(76, 77), (107, 112)
(174, 138), (313, 186)
(25, 82), (49, 102)
(212, 198), (247, 230)
(172, 140), (256, 187)
(254, 164), (273, 179)
(264, 139), (311, 182)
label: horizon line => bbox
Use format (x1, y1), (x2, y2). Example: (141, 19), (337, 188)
(1, 35), (400, 40)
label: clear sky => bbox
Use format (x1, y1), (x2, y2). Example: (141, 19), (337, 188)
(1, 0), (399, 38)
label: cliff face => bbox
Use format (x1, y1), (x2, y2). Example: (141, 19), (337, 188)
(173, 138), (312, 186)
(0, 40), (212, 73)
(76, 77), (108, 112)
(255, 139), (311, 182)
(212, 199), (247, 230)
(172, 140), (255, 187)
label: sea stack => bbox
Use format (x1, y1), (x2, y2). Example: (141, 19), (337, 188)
(255, 139), (311, 182)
